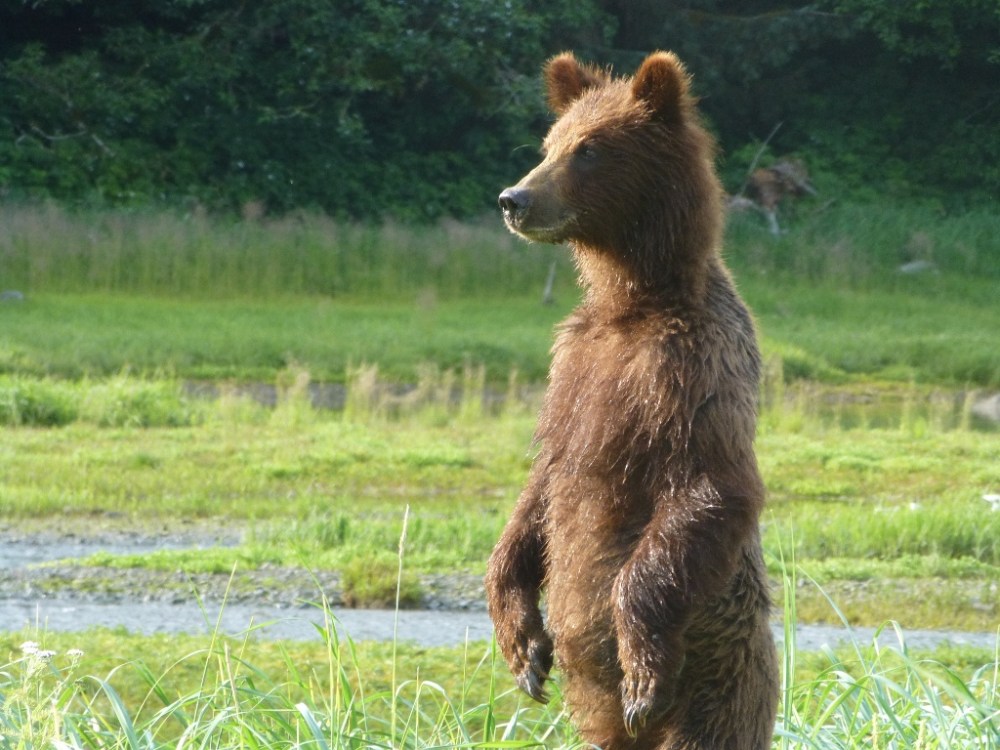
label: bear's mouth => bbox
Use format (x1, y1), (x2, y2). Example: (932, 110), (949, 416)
(503, 216), (573, 244)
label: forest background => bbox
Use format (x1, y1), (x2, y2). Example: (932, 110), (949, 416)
(2, 0), (998, 220)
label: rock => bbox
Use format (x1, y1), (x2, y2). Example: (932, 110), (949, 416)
(897, 260), (938, 275)
(971, 393), (1000, 424)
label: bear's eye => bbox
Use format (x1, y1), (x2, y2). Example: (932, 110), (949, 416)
(575, 142), (598, 161)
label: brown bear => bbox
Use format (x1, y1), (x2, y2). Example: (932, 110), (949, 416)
(485, 51), (779, 750)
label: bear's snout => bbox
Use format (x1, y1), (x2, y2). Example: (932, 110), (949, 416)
(498, 178), (572, 244)
(498, 186), (531, 224)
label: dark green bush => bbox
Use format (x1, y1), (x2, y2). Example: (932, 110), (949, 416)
(1, 2), (996, 215)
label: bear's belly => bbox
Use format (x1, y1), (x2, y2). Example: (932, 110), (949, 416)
(543, 470), (651, 679)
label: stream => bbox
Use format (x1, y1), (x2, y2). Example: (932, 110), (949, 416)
(3, 593), (998, 652)
(1, 534), (996, 652)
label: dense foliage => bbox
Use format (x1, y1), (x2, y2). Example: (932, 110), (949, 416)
(1, 1), (997, 218)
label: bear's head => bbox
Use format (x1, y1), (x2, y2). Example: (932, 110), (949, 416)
(499, 51), (722, 300)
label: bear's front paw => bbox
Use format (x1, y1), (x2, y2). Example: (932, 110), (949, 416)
(511, 632), (554, 703)
(621, 666), (672, 737)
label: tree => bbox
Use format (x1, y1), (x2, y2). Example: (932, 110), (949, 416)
(0, 0), (612, 217)
(1, 1), (997, 214)
(596, 0), (999, 203)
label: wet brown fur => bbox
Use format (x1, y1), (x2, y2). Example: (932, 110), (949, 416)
(486, 51), (779, 749)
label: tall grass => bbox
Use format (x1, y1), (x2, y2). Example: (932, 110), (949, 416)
(0, 374), (198, 427)
(725, 202), (1000, 281)
(766, 501), (1000, 566)
(776, 567), (999, 749)
(0, 204), (566, 300)
(2, 202), (997, 301)
(1, 579), (996, 748)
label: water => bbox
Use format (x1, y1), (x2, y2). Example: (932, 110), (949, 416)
(0, 533), (220, 570)
(2, 595), (996, 652)
(2, 536), (995, 652)
(0, 597), (495, 646)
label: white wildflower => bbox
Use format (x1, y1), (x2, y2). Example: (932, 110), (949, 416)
(19, 641), (39, 655)
(35, 649), (57, 661)
(67, 648), (85, 660)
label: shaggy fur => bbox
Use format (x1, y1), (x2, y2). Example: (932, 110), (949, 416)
(486, 51), (779, 750)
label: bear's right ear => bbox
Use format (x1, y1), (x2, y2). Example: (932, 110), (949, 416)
(545, 52), (607, 115)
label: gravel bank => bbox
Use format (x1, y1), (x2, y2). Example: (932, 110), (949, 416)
(2, 564), (486, 611)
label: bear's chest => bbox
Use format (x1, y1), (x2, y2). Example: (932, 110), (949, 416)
(536, 313), (698, 475)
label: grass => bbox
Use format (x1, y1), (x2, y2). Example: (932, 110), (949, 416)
(0, 205), (565, 300)
(0, 294), (567, 384)
(1, 203), (998, 387)
(0, 200), (998, 743)
(2, 202), (997, 298)
(0, 280), (997, 387)
(1, 371), (997, 629)
(0, 625), (553, 749)
(0, 580), (996, 749)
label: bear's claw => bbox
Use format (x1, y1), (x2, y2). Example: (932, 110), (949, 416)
(517, 667), (549, 704)
(513, 635), (553, 703)
(621, 667), (669, 737)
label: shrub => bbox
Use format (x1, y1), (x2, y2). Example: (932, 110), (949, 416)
(0, 377), (77, 426)
(340, 552), (422, 609)
(80, 377), (198, 428)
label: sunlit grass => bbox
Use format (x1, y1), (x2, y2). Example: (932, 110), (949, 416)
(2, 279), (998, 387)
(1, 203), (998, 387)
(1, 369), (996, 629)
(0, 576), (996, 748)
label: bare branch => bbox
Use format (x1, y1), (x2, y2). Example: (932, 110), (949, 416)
(736, 122), (783, 198)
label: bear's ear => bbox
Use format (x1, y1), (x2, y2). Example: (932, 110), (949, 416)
(545, 52), (608, 115)
(631, 51), (691, 124)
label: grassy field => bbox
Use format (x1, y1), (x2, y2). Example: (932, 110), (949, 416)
(1, 202), (998, 386)
(2, 278), (998, 387)
(1, 597), (997, 748)
(2, 374), (998, 631)
(1, 202), (998, 747)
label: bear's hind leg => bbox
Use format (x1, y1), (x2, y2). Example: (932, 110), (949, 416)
(655, 559), (779, 750)
(655, 632), (777, 750)
(562, 669), (663, 750)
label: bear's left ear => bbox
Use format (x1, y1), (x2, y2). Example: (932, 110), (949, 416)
(631, 51), (691, 124)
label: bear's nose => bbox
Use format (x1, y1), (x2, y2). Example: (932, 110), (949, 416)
(498, 187), (531, 219)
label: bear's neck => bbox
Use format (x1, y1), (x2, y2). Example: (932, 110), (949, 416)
(572, 236), (717, 318)
(571, 179), (724, 317)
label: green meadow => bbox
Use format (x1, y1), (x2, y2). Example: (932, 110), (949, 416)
(1, 202), (998, 747)
(1, 202), (998, 386)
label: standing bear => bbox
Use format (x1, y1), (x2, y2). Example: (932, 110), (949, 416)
(486, 51), (779, 750)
